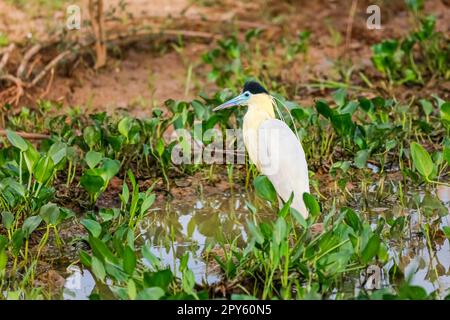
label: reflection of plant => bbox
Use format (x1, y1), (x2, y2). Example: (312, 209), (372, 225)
(79, 220), (203, 299)
(215, 183), (388, 299)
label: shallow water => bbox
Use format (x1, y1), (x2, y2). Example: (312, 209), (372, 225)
(63, 191), (264, 299)
(62, 186), (450, 299)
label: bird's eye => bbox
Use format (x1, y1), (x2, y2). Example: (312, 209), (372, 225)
(244, 92), (250, 97)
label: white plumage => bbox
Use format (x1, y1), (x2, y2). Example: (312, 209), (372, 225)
(257, 119), (310, 217)
(214, 81), (311, 218)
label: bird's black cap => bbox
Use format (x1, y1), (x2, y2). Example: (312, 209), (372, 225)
(243, 81), (268, 94)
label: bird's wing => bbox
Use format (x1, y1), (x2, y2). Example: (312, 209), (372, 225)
(258, 119), (310, 217)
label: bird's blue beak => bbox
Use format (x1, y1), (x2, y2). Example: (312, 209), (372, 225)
(213, 92), (250, 111)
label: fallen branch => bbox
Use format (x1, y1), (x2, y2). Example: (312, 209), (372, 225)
(0, 74), (25, 105)
(344, 0), (359, 57)
(28, 50), (71, 88)
(89, 0), (107, 69)
(16, 44), (42, 79)
(0, 129), (50, 140)
(0, 44), (16, 72)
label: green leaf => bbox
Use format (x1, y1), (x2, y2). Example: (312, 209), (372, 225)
(98, 158), (120, 182)
(278, 193), (294, 218)
(140, 194), (155, 215)
(120, 182), (130, 206)
(123, 246), (137, 275)
(303, 193), (320, 217)
(354, 149), (370, 169)
(0, 249), (7, 271)
(24, 142), (40, 174)
(315, 100), (333, 119)
(127, 279), (137, 300)
(6, 130), (28, 151)
(361, 234), (381, 263)
(419, 99), (433, 117)
(231, 294), (258, 300)
(343, 207), (362, 232)
(398, 284), (428, 299)
(39, 203), (60, 225)
(48, 142), (67, 165)
(410, 142), (434, 180)
(443, 146), (450, 165)
(291, 207), (307, 228)
(156, 138), (165, 157)
(85, 151), (102, 169)
(0, 235), (7, 252)
(182, 269), (195, 294)
(11, 229), (24, 256)
(88, 235), (117, 264)
(118, 117), (133, 139)
(91, 256), (106, 281)
(253, 175), (277, 204)
(79, 250), (92, 267)
(443, 226), (450, 239)
(332, 88), (347, 107)
(0, 178), (25, 197)
(80, 173), (104, 195)
(247, 221), (264, 244)
(273, 217), (287, 245)
(34, 156), (55, 184)
(143, 269), (173, 291)
(142, 245), (161, 268)
(1, 211), (14, 230)
(22, 216), (42, 238)
(136, 287), (165, 300)
(331, 113), (355, 137)
(80, 218), (102, 237)
(83, 126), (101, 149)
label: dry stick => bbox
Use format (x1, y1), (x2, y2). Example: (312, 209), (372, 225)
(0, 129), (50, 140)
(106, 28), (219, 44)
(28, 50), (71, 88)
(89, 0), (106, 69)
(25, 55), (42, 79)
(126, 15), (275, 31)
(16, 44), (42, 79)
(39, 67), (55, 99)
(0, 44), (16, 72)
(0, 74), (24, 105)
(344, 0), (359, 57)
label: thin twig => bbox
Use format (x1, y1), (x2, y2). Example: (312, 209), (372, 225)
(89, 0), (107, 69)
(0, 74), (25, 105)
(0, 129), (50, 140)
(16, 44), (42, 79)
(39, 67), (55, 99)
(28, 50), (71, 87)
(0, 44), (16, 72)
(25, 55), (42, 79)
(344, 0), (358, 57)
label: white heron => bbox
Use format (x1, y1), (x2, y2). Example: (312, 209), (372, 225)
(214, 81), (310, 218)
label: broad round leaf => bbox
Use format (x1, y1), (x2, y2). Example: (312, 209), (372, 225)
(23, 216), (43, 238)
(253, 175), (277, 204)
(6, 130), (28, 151)
(85, 150), (103, 169)
(80, 218), (102, 238)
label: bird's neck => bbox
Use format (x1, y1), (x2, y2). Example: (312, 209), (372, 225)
(244, 94), (275, 127)
(243, 94), (275, 169)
